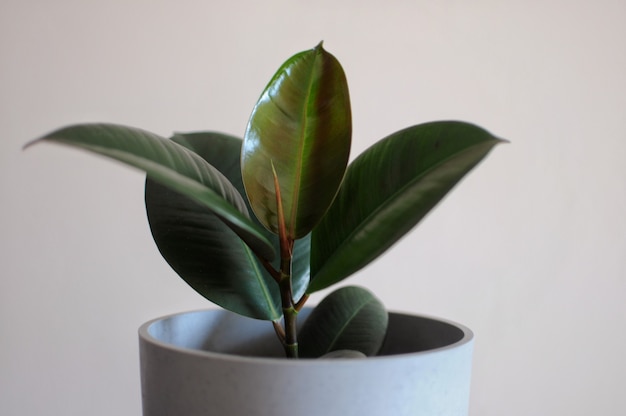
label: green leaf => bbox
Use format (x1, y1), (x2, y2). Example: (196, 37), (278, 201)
(27, 123), (275, 261)
(173, 132), (311, 301)
(298, 286), (388, 358)
(291, 233), (311, 301)
(242, 42), (352, 239)
(145, 132), (310, 319)
(309, 121), (505, 292)
(145, 132), (282, 320)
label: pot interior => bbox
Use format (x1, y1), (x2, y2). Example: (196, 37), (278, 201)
(379, 312), (466, 355)
(144, 309), (470, 358)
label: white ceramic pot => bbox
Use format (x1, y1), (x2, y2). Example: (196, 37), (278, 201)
(139, 308), (474, 416)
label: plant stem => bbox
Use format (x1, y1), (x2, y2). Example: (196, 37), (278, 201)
(279, 254), (298, 358)
(282, 305), (299, 358)
(271, 162), (300, 358)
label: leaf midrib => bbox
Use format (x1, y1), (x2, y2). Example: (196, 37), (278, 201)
(289, 52), (318, 238)
(325, 297), (374, 353)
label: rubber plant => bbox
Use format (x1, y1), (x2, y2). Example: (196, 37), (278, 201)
(27, 43), (504, 358)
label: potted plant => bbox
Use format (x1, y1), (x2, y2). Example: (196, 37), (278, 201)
(27, 42), (504, 415)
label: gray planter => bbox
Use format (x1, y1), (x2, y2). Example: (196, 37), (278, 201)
(139, 308), (474, 416)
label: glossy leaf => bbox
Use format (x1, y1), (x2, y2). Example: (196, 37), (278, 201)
(242, 43), (351, 239)
(298, 286), (388, 358)
(172, 132), (312, 300)
(145, 132), (282, 320)
(145, 132), (310, 319)
(290, 234), (311, 301)
(309, 121), (505, 292)
(27, 123), (275, 261)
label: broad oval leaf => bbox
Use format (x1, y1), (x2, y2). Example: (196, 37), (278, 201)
(146, 132), (311, 320)
(146, 132), (282, 320)
(298, 286), (388, 358)
(173, 132), (311, 300)
(242, 43), (352, 239)
(27, 123), (275, 261)
(309, 121), (505, 292)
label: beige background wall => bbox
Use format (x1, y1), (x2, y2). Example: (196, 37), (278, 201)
(2, 1), (625, 415)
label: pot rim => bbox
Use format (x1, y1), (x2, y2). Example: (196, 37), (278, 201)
(138, 308), (474, 365)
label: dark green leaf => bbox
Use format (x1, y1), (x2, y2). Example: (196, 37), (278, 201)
(242, 43), (352, 239)
(309, 121), (505, 292)
(173, 131), (311, 301)
(145, 132), (282, 320)
(27, 123), (275, 261)
(298, 286), (388, 358)
(291, 233), (311, 301)
(145, 132), (310, 319)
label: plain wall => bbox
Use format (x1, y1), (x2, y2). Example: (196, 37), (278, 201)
(2, 1), (625, 415)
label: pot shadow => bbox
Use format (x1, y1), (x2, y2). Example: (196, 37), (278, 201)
(378, 313), (466, 356)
